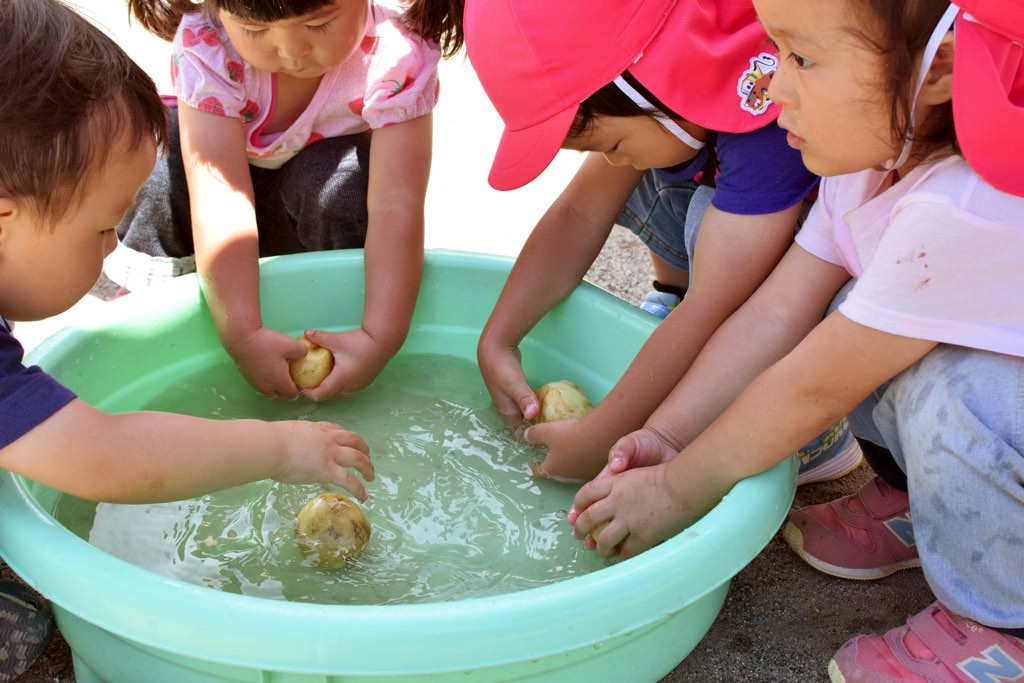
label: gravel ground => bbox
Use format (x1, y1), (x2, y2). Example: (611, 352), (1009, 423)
(7, 228), (934, 682)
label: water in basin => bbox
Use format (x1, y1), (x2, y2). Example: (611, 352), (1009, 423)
(53, 352), (608, 605)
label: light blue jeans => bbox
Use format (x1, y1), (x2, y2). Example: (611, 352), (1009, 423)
(832, 284), (1024, 629)
(615, 171), (709, 276)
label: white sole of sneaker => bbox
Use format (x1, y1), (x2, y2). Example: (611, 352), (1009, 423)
(827, 659), (846, 683)
(782, 522), (923, 580)
(796, 438), (864, 486)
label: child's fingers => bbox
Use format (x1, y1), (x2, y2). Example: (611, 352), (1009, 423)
(570, 482), (613, 540)
(607, 432), (645, 472)
(489, 386), (527, 422)
(518, 391), (539, 421)
(522, 421), (547, 445)
(571, 476), (610, 520)
(592, 521), (627, 559)
(328, 465), (368, 502)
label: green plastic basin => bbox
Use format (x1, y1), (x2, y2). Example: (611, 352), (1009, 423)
(0, 250), (795, 682)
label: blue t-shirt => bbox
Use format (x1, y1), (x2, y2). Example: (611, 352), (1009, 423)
(0, 318), (76, 450)
(655, 119), (818, 215)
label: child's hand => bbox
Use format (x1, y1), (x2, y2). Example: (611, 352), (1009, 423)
(227, 327), (309, 399)
(605, 427), (680, 474)
(524, 419), (598, 482)
(272, 420), (373, 502)
(300, 328), (391, 400)
(568, 463), (705, 560)
(477, 340), (539, 422)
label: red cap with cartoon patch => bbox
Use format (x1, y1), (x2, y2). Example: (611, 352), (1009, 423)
(464, 0), (781, 191)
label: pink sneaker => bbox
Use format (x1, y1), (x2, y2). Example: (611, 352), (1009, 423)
(784, 476), (921, 580)
(829, 601), (1024, 682)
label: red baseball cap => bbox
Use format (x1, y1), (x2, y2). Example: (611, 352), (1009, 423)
(952, 0), (1024, 197)
(464, 0), (782, 190)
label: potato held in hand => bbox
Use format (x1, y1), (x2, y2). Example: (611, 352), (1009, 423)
(294, 493), (371, 568)
(536, 379), (594, 423)
(288, 335), (334, 389)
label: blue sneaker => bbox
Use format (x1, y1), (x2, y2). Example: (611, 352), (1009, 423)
(0, 580), (54, 680)
(796, 418), (864, 485)
(640, 290), (681, 319)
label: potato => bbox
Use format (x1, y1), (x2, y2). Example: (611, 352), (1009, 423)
(535, 380), (593, 423)
(294, 493), (371, 568)
(288, 335), (334, 389)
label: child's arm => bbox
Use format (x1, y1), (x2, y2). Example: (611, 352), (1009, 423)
(0, 399), (374, 504)
(529, 199), (803, 481)
(302, 114), (432, 400)
(570, 269), (937, 559)
(477, 154), (644, 420)
(180, 103), (310, 399)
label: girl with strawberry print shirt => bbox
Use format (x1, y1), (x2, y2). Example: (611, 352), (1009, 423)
(114, 0), (462, 400)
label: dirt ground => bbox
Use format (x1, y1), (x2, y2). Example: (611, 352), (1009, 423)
(5, 229), (935, 681)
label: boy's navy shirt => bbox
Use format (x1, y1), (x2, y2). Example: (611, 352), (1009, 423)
(0, 318), (76, 450)
(655, 119), (819, 215)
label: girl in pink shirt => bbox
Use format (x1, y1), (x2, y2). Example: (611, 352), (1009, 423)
(570, 0), (1024, 679)
(114, 0), (461, 400)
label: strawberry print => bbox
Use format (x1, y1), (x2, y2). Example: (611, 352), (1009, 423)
(197, 25), (221, 47)
(181, 28), (200, 48)
(305, 132), (325, 147)
(239, 100), (259, 123)
(348, 97), (364, 116)
(197, 96), (225, 116)
(360, 36), (379, 55)
(385, 75), (415, 98)
(170, 54), (179, 86)
(226, 61), (244, 84)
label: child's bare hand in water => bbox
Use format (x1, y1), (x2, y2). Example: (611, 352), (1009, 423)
(603, 427), (681, 476)
(477, 339), (539, 423)
(568, 462), (721, 559)
(228, 327), (309, 399)
(272, 420), (374, 502)
(301, 328), (392, 400)
(525, 419), (595, 482)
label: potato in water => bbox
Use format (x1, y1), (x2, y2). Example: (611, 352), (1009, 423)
(294, 493), (371, 568)
(535, 380), (594, 422)
(288, 335), (334, 389)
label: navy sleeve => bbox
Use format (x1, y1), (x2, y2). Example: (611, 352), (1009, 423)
(0, 326), (76, 450)
(712, 120), (819, 215)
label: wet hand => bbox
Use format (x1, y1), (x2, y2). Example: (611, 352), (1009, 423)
(273, 420), (373, 502)
(477, 341), (538, 422)
(301, 328), (390, 400)
(228, 327), (308, 399)
(524, 419), (599, 482)
(606, 428), (680, 474)
(568, 464), (689, 560)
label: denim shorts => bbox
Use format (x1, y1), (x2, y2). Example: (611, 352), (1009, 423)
(615, 171), (713, 275)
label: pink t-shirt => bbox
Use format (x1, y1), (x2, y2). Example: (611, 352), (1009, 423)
(170, 3), (441, 169)
(796, 156), (1024, 356)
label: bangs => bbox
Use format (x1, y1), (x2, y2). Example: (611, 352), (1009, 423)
(213, 0), (337, 22)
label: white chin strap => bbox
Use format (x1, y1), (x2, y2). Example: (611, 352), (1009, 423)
(613, 76), (705, 150)
(881, 3), (960, 171)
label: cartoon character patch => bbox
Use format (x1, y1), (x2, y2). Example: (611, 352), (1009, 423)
(737, 52), (779, 115)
